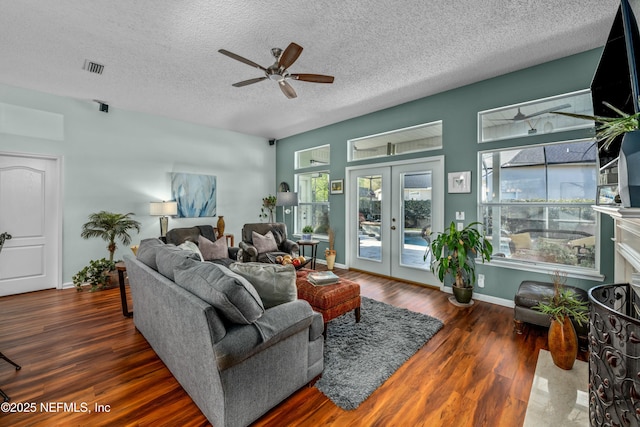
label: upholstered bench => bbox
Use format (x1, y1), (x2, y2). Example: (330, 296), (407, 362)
(296, 269), (361, 336)
(514, 280), (589, 350)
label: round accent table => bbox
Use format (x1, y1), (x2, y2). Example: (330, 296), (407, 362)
(297, 240), (320, 269)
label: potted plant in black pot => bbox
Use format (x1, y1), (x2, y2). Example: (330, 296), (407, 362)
(428, 221), (492, 305)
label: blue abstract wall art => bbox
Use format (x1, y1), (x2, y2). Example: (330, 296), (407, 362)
(171, 173), (217, 218)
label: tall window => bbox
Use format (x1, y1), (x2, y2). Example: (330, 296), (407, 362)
(295, 171), (330, 235)
(479, 139), (597, 270)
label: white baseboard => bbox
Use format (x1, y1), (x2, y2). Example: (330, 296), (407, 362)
(441, 286), (514, 308)
(315, 259), (347, 270)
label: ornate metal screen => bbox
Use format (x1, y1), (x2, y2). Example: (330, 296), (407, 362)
(589, 284), (640, 426)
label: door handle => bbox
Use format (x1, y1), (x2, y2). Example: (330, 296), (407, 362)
(0, 232), (12, 251)
(391, 226), (396, 230)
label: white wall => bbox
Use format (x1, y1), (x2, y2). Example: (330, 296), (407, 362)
(0, 83), (275, 285)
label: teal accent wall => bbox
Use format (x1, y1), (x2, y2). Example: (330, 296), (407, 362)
(276, 48), (614, 301)
(0, 83), (275, 286)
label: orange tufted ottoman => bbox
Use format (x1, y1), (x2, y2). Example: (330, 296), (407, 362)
(295, 269), (361, 336)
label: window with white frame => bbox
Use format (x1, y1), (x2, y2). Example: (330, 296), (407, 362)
(479, 139), (598, 270)
(295, 171), (330, 236)
(295, 145), (330, 169)
(348, 121), (442, 162)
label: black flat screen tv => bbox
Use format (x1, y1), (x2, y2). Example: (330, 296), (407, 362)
(591, 0), (640, 167)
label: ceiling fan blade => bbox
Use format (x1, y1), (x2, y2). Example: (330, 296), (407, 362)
(290, 74), (334, 84)
(279, 80), (297, 99)
(278, 43), (303, 69)
(218, 49), (267, 72)
(232, 77), (267, 87)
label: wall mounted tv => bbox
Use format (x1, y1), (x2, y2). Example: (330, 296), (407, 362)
(591, 0), (640, 167)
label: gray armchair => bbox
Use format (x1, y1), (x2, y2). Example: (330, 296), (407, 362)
(165, 225), (240, 266)
(239, 223), (299, 263)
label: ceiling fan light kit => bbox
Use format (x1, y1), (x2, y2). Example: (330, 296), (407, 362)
(218, 42), (334, 99)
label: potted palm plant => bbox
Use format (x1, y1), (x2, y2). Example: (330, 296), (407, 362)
(74, 211), (141, 291)
(428, 221), (492, 305)
(533, 271), (588, 370)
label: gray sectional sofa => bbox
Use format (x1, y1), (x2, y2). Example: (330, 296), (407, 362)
(124, 238), (324, 427)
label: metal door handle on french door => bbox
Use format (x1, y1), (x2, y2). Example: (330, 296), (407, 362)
(391, 226), (396, 230)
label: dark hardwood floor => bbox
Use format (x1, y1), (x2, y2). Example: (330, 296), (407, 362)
(0, 267), (585, 426)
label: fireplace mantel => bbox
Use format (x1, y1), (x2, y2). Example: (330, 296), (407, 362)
(593, 205), (640, 282)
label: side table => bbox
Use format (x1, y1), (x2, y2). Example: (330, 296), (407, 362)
(116, 262), (133, 317)
(297, 240), (319, 269)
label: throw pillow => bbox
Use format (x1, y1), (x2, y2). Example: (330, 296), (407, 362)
(252, 230), (278, 253)
(178, 240), (204, 262)
(229, 262), (297, 309)
(199, 234), (229, 260)
(174, 262), (264, 324)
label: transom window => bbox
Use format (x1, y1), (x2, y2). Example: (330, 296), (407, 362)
(295, 145), (330, 169)
(347, 121), (442, 162)
(479, 139), (598, 271)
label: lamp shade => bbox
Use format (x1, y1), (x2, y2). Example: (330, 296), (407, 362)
(150, 201), (178, 216)
(276, 192), (298, 207)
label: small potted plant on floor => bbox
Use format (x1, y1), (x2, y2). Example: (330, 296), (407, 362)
(302, 225), (314, 241)
(74, 211), (141, 291)
(533, 271), (588, 370)
(428, 221), (492, 305)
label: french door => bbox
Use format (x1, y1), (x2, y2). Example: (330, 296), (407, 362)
(347, 157), (443, 285)
(0, 153), (61, 296)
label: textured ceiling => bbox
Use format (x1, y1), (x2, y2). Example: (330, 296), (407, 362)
(0, 0), (620, 140)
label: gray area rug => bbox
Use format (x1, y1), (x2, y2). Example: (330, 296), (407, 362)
(316, 297), (444, 410)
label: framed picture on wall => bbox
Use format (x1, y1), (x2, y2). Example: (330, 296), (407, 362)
(448, 171), (471, 193)
(330, 179), (344, 194)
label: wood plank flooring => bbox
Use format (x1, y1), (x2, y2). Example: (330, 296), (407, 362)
(0, 267), (586, 426)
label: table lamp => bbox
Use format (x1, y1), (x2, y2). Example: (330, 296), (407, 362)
(150, 201), (178, 237)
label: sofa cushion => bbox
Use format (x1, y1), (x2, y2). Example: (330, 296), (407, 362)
(199, 234), (229, 260)
(214, 299), (314, 369)
(156, 245), (201, 281)
(178, 241), (204, 261)
(252, 230), (278, 253)
(229, 262), (297, 309)
(136, 238), (166, 270)
(174, 262), (264, 324)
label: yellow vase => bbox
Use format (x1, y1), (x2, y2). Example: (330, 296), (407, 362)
(325, 250), (336, 270)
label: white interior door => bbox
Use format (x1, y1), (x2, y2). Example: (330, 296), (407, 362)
(348, 157), (443, 285)
(0, 153), (61, 296)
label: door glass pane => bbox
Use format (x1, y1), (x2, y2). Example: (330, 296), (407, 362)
(357, 174), (382, 261)
(401, 172), (431, 269)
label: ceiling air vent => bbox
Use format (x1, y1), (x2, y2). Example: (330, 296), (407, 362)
(82, 60), (104, 75)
